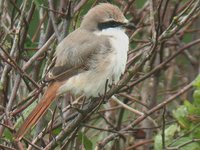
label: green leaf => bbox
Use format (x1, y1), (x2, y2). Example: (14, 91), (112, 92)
(165, 124), (180, 138)
(4, 128), (13, 141)
(191, 124), (200, 138)
(52, 126), (62, 135)
(33, 0), (43, 9)
(193, 89), (200, 106)
(193, 75), (200, 88)
(173, 105), (190, 128)
(154, 135), (162, 150)
(185, 101), (200, 115)
(170, 137), (200, 150)
(78, 132), (93, 150)
(154, 124), (180, 150)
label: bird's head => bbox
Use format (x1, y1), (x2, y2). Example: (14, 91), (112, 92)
(80, 3), (135, 31)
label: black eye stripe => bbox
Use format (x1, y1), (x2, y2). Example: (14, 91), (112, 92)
(98, 21), (125, 30)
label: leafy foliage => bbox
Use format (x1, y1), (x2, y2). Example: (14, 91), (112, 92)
(0, 0), (200, 149)
(78, 132), (93, 150)
(154, 75), (200, 149)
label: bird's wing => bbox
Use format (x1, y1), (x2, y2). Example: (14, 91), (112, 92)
(46, 29), (111, 81)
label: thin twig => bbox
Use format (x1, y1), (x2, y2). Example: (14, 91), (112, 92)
(111, 96), (143, 116)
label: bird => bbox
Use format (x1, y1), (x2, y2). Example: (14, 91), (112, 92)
(15, 3), (135, 140)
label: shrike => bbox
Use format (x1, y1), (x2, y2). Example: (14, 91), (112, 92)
(16, 3), (135, 140)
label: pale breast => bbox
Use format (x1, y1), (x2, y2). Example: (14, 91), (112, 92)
(58, 28), (129, 97)
(106, 28), (129, 83)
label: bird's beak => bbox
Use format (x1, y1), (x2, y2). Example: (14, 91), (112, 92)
(124, 22), (136, 30)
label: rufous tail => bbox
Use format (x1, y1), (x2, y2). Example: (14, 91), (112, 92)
(15, 81), (63, 140)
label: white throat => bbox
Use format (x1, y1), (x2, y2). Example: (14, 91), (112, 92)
(96, 27), (129, 78)
(94, 27), (129, 86)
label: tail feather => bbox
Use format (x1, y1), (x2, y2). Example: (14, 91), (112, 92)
(15, 81), (63, 140)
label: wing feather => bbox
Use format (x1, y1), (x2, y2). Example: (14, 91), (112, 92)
(46, 29), (111, 81)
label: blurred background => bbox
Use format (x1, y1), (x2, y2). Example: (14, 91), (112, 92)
(0, 0), (200, 149)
